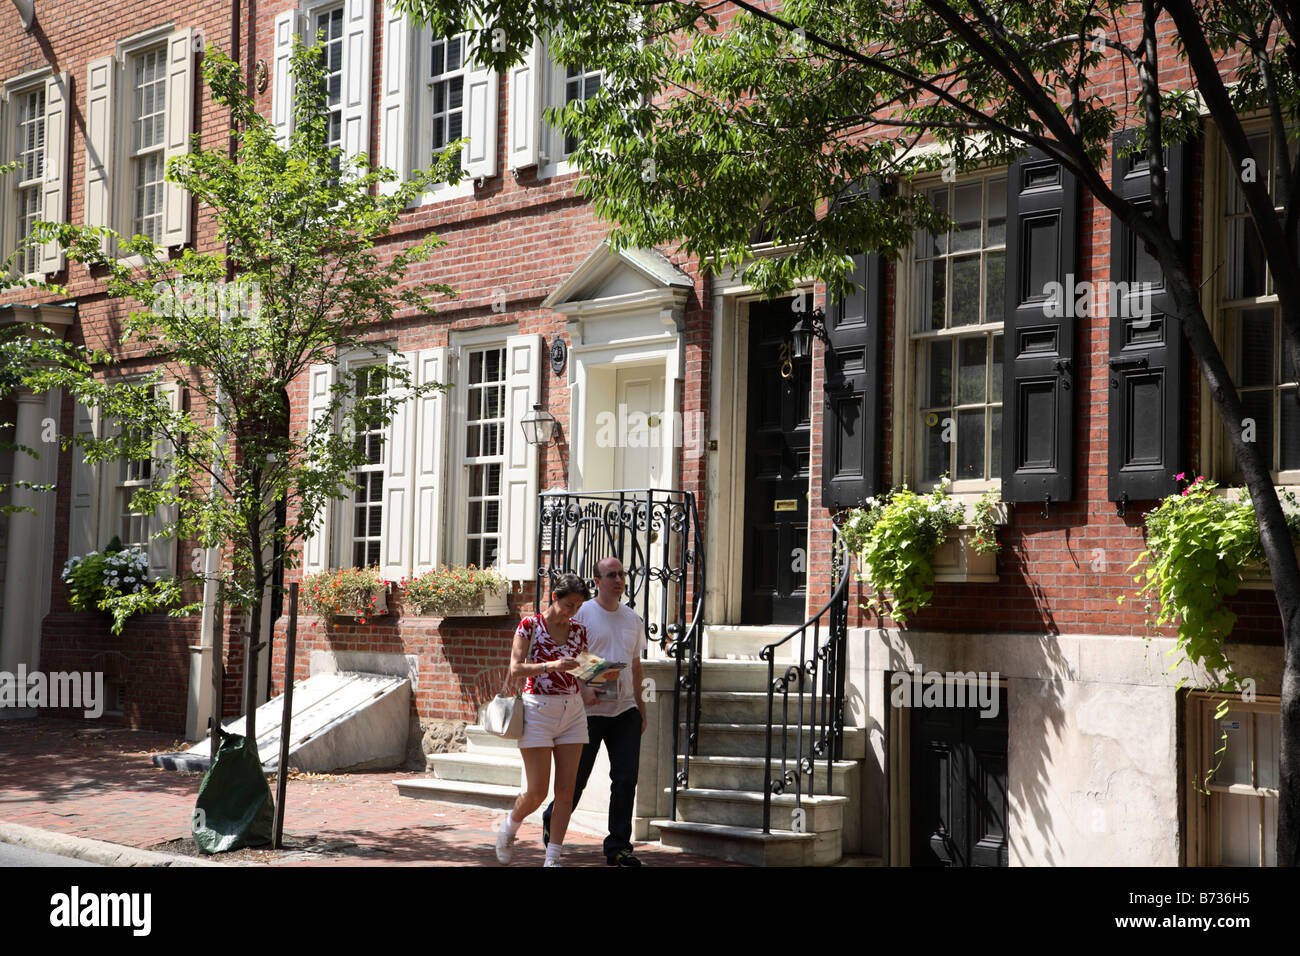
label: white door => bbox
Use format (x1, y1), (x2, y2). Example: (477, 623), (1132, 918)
(614, 367), (665, 490)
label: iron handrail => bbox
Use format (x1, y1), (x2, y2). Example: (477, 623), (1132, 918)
(759, 522), (850, 834)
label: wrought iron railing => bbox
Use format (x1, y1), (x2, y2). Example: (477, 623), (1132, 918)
(535, 489), (705, 816)
(760, 522), (850, 833)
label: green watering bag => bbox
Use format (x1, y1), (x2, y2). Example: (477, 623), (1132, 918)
(192, 731), (275, 854)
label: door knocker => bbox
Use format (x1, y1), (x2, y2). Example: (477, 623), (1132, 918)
(779, 341), (794, 380)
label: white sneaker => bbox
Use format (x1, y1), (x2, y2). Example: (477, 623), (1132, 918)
(543, 858), (563, 867)
(495, 817), (517, 864)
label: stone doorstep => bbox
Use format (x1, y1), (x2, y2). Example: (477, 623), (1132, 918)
(669, 786), (847, 832)
(696, 689), (848, 723)
(676, 754), (858, 794)
(652, 819), (831, 867)
(425, 752), (523, 788)
(691, 722), (867, 759)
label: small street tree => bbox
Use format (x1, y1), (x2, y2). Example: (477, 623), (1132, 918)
(31, 41), (458, 740)
(404, 0), (1300, 863)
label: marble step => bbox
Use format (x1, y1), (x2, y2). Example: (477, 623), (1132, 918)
(676, 754), (858, 795)
(652, 819), (836, 867)
(426, 751), (522, 788)
(690, 722), (866, 759)
(670, 786), (846, 833)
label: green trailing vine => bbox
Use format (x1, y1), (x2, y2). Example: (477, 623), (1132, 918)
(842, 478), (964, 624)
(1129, 474), (1300, 788)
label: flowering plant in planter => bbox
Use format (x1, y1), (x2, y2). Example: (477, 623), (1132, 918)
(840, 477), (965, 624)
(400, 565), (510, 617)
(301, 567), (388, 625)
(61, 536), (183, 635)
(970, 489), (1002, 556)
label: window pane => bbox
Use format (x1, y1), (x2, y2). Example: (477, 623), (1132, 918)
(917, 260), (945, 331)
(1238, 309), (1275, 387)
(984, 250), (1005, 324)
(956, 408), (985, 479)
(1219, 709), (1252, 786)
(991, 333), (1004, 403)
(1217, 793), (1261, 866)
(951, 183), (982, 253)
(1281, 389), (1300, 471)
(1257, 711), (1280, 789)
(1239, 390), (1274, 472)
(957, 336), (986, 404)
(923, 415), (947, 484)
(985, 177), (1006, 246)
(950, 256), (981, 326)
(1227, 219), (1267, 299)
(990, 407), (1002, 478)
(926, 339), (951, 408)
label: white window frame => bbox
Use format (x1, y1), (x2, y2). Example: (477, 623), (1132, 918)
(1201, 119), (1300, 486)
(413, 29), (476, 203)
(1186, 692), (1281, 867)
(537, 45), (603, 180)
(448, 328), (513, 569)
(892, 168), (1008, 499)
(345, 361), (387, 569)
(84, 24), (196, 262)
(126, 43), (168, 246)
(311, 2), (347, 161)
(2, 67), (68, 279)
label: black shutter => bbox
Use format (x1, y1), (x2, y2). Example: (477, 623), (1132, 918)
(1107, 131), (1188, 502)
(1001, 149), (1080, 503)
(822, 219), (887, 510)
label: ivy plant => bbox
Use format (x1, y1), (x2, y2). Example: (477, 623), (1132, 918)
(843, 478), (964, 624)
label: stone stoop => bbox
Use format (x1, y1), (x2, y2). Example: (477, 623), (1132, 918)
(395, 724), (524, 812)
(647, 648), (865, 867)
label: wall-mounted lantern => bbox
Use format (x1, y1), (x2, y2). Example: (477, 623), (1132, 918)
(520, 403), (561, 447)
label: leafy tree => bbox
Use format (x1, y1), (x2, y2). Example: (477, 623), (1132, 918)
(402, 0), (1300, 863)
(30, 40), (458, 739)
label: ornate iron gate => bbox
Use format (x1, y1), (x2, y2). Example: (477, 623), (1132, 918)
(535, 489), (705, 815)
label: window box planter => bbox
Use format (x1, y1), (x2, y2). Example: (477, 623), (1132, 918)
(931, 526), (999, 583)
(333, 585), (389, 619)
(1237, 545), (1300, 590)
(429, 583), (510, 618)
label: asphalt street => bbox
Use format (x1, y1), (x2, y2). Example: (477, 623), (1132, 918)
(0, 844), (101, 867)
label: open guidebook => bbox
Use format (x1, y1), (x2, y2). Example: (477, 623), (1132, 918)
(572, 651), (627, 685)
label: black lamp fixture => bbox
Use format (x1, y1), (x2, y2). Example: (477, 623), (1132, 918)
(789, 307), (828, 359)
(520, 403), (561, 447)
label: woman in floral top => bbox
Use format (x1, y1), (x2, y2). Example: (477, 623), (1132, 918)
(495, 573), (590, 867)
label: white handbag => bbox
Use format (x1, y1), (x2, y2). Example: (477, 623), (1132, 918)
(483, 683), (524, 739)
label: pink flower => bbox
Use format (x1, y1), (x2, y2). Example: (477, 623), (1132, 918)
(1175, 472), (1185, 481)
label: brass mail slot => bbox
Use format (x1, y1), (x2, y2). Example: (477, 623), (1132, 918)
(773, 499), (799, 512)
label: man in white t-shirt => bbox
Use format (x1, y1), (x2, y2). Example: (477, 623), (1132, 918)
(541, 555), (647, 866)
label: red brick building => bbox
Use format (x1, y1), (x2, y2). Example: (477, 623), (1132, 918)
(0, 1), (1285, 865)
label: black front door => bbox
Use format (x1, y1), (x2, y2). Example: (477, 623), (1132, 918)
(741, 298), (810, 626)
(910, 688), (1009, 866)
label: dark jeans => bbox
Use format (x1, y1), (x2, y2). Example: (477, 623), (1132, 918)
(543, 706), (642, 858)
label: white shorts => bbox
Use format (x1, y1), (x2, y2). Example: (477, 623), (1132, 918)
(519, 693), (589, 749)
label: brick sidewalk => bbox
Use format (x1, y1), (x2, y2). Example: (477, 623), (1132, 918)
(0, 717), (739, 867)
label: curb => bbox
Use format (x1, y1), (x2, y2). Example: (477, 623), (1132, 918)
(0, 821), (227, 867)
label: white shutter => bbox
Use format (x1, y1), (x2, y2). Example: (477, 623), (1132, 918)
(413, 347), (447, 573)
(38, 71), (69, 275)
(463, 39), (499, 180)
(507, 40), (544, 170)
(498, 334), (541, 580)
(85, 55), (116, 255)
(378, 1), (413, 194)
(149, 382), (182, 578)
(272, 9), (299, 146)
(380, 351), (416, 580)
(161, 30), (196, 249)
(69, 401), (101, 559)
(340, 0), (374, 169)
(302, 363), (336, 573)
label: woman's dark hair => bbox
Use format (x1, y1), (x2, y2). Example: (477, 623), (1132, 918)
(551, 573), (590, 603)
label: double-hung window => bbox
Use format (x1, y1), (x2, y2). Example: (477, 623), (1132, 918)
(1188, 694), (1280, 866)
(129, 46), (167, 244)
(2, 69), (67, 277)
(84, 28), (196, 254)
(427, 33), (468, 175)
(463, 347), (506, 568)
(911, 173), (1007, 489)
(350, 365), (385, 568)
(1217, 127), (1300, 480)
(560, 63), (603, 157)
(116, 386), (157, 551)
(274, 1), (373, 171)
